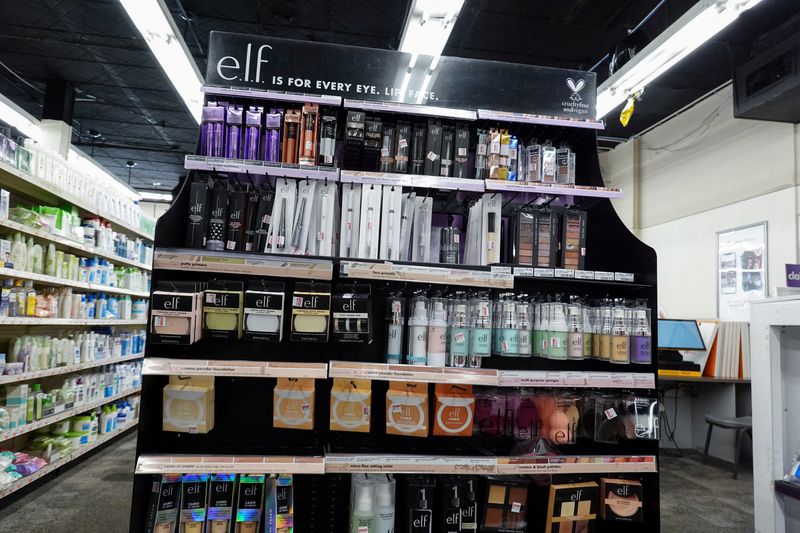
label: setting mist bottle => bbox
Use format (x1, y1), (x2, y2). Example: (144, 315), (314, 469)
(386, 295), (405, 364)
(548, 303), (568, 360)
(516, 299), (532, 357)
(407, 294), (429, 366)
(410, 489), (432, 533)
(427, 297), (448, 367)
(567, 303), (584, 360)
(448, 297), (469, 367)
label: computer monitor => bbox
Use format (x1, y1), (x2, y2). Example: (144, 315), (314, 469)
(657, 319), (706, 351)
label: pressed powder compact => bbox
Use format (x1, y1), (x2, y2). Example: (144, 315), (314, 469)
(244, 280), (284, 342)
(150, 281), (205, 345)
(481, 477), (530, 532)
(601, 478), (643, 522)
(203, 280), (244, 341)
(545, 481), (599, 533)
(291, 282), (331, 342)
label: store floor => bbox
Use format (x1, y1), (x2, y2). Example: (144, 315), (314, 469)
(0, 437), (754, 532)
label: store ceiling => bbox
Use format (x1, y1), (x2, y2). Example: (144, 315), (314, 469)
(0, 0), (798, 191)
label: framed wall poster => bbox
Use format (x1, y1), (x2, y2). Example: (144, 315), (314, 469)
(717, 222), (767, 321)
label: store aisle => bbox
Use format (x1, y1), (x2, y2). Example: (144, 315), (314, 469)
(661, 452), (754, 532)
(0, 430), (136, 533)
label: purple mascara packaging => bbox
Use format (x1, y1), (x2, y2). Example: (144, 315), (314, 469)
(203, 104), (226, 158)
(244, 106), (263, 161)
(264, 110), (282, 162)
(225, 105), (244, 159)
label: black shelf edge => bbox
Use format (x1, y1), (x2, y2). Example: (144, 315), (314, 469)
(776, 480), (800, 501)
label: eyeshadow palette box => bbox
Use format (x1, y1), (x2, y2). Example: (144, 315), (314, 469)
(560, 209), (587, 270)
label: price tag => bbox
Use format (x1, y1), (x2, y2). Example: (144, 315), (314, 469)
(615, 272), (635, 282)
(534, 268), (554, 277)
(491, 266), (512, 274)
(595, 271), (614, 281)
(381, 148), (390, 157)
(514, 267), (534, 277)
(575, 270), (595, 280)
(554, 269), (575, 278)
(426, 151), (439, 161)
(477, 144), (487, 156)
(399, 138), (408, 148)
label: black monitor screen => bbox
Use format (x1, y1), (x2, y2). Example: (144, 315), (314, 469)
(657, 319), (706, 351)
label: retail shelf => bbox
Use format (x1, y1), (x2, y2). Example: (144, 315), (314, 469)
(184, 155), (339, 181)
(0, 386), (141, 442)
(328, 361), (498, 385)
(343, 99), (477, 120)
(775, 480), (800, 501)
(0, 218), (152, 271)
(154, 248), (333, 280)
(0, 422), (138, 501)
(512, 267), (637, 284)
(0, 317), (146, 327)
(339, 170), (485, 191)
(496, 370), (655, 388)
(340, 260), (514, 288)
(135, 454), (326, 475)
(484, 179), (622, 198)
(0, 353), (143, 385)
(326, 454), (656, 475)
(494, 455), (657, 475)
(477, 109), (605, 130)
(202, 85), (342, 105)
(0, 267), (149, 298)
(0, 161), (154, 242)
(326, 454), (497, 474)
(143, 358), (328, 379)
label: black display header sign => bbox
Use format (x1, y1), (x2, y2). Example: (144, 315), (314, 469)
(205, 31), (596, 120)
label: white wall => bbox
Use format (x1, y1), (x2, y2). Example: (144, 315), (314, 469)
(601, 84), (800, 318)
(140, 201), (170, 220)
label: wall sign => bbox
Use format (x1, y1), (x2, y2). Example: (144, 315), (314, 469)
(205, 31), (597, 120)
(717, 222), (767, 321)
(786, 264), (800, 287)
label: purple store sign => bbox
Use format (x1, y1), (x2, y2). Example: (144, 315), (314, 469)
(786, 264), (800, 287)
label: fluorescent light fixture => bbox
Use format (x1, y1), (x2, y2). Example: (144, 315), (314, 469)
(399, 0), (465, 58)
(596, 0), (766, 119)
(139, 191), (173, 202)
(118, 0), (203, 123)
(0, 92), (40, 140)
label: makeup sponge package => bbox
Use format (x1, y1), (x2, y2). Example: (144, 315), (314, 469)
(150, 281), (206, 345)
(243, 280), (284, 342)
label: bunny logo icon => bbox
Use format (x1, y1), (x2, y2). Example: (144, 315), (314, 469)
(567, 78), (585, 102)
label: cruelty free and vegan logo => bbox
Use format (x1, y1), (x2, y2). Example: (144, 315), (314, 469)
(567, 78), (585, 102)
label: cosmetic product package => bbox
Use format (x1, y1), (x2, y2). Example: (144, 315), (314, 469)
(312, 180), (336, 256)
(0, 188), (8, 220)
(481, 193), (502, 265)
(380, 185), (403, 260)
(179, 474), (209, 533)
(291, 282), (331, 342)
(329, 378), (372, 433)
(363, 117), (383, 170)
(234, 474), (264, 533)
(532, 209), (560, 268)
(623, 395), (660, 440)
(318, 112), (337, 167)
(185, 177), (212, 249)
(206, 180), (229, 252)
(482, 477), (529, 532)
(510, 211), (535, 265)
(150, 281), (205, 345)
(406, 293), (429, 365)
(379, 122), (396, 172)
(226, 185), (247, 252)
(433, 384), (474, 437)
(243, 106), (262, 161)
(244, 281), (284, 342)
(560, 209), (587, 270)
(394, 121), (411, 173)
(203, 280), (244, 341)
(288, 179), (316, 255)
(332, 284), (371, 343)
(225, 105), (244, 159)
(508, 136), (519, 181)
(263, 474), (294, 533)
(357, 184), (383, 259)
(253, 189), (275, 253)
(410, 123), (427, 175)
(600, 478), (643, 523)
(386, 381), (428, 437)
(463, 201), (480, 265)
(298, 103), (319, 166)
(206, 474), (237, 533)
(541, 141), (557, 184)
(397, 477), (435, 533)
(344, 111), (366, 169)
(267, 179), (297, 254)
(281, 109), (301, 164)
(474, 129), (488, 180)
(556, 144), (571, 184)
(163, 375), (216, 434)
(440, 125), (455, 177)
(273, 377), (315, 430)
(452, 123), (470, 179)
(412, 196), (432, 262)
(202, 104), (226, 158)
(474, 389), (506, 436)
(339, 183), (362, 258)
(439, 226), (460, 264)
(440, 478), (463, 533)
(384, 294), (406, 364)
(423, 119), (443, 176)
(524, 142), (541, 182)
(487, 128), (501, 180)
(497, 130), (511, 180)
(145, 474), (182, 533)
(630, 305), (652, 364)
(399, 192), (416, 262)
(427, 296), (448, 366)
(545, 481), (598, 533)
(264, 110), (282, 162)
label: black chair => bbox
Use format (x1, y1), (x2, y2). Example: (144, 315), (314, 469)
(703, 414), (753, 479)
